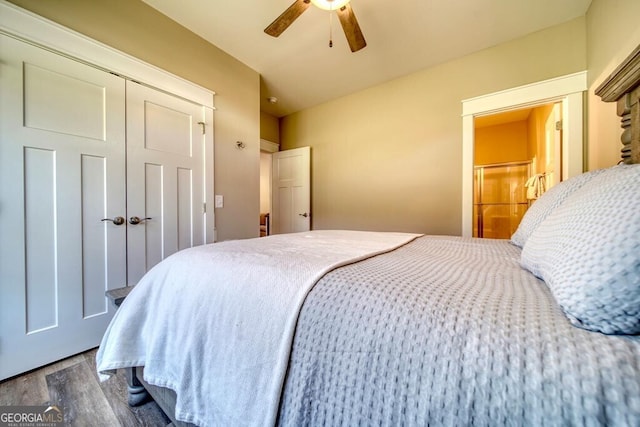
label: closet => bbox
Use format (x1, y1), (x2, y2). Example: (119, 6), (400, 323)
(0, 32), (214, 380)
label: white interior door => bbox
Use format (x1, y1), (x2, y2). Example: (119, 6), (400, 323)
(0, 35), (127, 380)
(271, 147), (311, 234)
(126, 81), (211, 284)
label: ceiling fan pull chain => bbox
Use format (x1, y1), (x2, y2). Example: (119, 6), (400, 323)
(329, 8), (333, 47)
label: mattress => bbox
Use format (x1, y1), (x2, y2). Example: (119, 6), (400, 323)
(278, 236), (640, 426)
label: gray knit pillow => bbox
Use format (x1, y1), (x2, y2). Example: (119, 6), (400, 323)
(520, 165), (640, 334)
(510, 168), (607, 248)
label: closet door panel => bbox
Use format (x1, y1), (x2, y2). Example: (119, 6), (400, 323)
(23, 147), (58, 333)
(0, 35), (126, 380)
(82, 154), (111, 318)
(126, 82), (206, 285)
(177, 167), (194, 251)
(144, 163), (164, 272)
(23, 62), (107, 140)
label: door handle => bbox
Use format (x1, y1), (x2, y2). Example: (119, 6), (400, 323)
(128, 216), (152, 225)
(298, 212), (309, 218)
(101, 216), (125, 226)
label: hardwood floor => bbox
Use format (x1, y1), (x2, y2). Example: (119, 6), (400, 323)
(0, 348), (171, 426)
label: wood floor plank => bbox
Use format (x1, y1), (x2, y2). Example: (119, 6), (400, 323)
(0, 370), (49, 406)
(3, 348), (173, 426)
(46, 360), (120, 426)
(0, 350), (87, 406)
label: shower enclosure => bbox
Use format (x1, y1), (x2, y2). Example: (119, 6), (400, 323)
(473, 161), (531, 239)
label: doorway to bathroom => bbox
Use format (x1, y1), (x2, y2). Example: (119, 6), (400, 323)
(473, 102), (562, 238)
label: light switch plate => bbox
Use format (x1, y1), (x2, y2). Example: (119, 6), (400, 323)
(215, 194), (224, 208)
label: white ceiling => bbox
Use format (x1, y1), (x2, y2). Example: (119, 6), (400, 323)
(141, 0), (592, 118)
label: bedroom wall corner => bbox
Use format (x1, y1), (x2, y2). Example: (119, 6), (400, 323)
(586, 0), (640, 170)
(260, 111), (280, 144)
(6, 0), (262, 242)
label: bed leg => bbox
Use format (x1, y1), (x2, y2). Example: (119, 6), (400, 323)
(125, 367), (150, 406)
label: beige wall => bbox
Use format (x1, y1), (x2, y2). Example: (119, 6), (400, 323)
(8, 0), (261, 241)
(475, 121), (529, 166)
(586, 0), (640, 170)
(260, 111), (280, 143)
(281, 18), (586, 235)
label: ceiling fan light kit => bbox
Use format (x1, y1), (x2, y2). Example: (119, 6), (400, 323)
(310, 0), (351, 11)
(264, 0), (367, 53)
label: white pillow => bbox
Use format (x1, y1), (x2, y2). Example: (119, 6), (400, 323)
(520, 165), (640, 334)
(510, 168), (608, 248)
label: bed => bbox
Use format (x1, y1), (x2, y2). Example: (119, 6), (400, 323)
(97, 45), (640, 427)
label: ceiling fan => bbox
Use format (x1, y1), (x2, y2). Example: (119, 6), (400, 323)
(264, 0), (367, 53)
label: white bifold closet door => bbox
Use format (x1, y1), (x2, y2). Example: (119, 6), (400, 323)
(0, 34), (210, 380)
(125, 82), (208, 285)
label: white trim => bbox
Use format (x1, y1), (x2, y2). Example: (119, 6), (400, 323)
(0, 0), (214, 109)
(260, 139), (280, 153)
(461, 114), (475, 238)
(462, 71), (587, 116)
(204, 107), (216, 244)
(461, 71), (587, 237)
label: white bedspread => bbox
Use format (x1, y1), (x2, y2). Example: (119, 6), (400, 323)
(96, 230), (420, 427)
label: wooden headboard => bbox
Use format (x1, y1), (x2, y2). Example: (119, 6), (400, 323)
(595, 44), (640, 165)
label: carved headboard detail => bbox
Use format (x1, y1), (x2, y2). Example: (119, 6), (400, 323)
(595, 44), (640, 165)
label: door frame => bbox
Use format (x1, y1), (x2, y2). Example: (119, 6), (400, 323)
(461, 71), (587, 237)
(0, 0), (216, 244)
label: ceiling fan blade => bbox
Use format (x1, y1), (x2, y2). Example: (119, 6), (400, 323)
(264, 0), (311, 37)
(337, 4), (367, 52)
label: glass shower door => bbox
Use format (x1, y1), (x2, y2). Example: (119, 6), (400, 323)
(474, 162), (530, 239)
